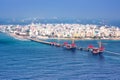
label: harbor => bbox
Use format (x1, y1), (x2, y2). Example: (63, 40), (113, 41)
(1, 0), (120, 79)
(1, 23), (120, 54)
(29, 35), (120, 56)
(28, 36), (104, 54)
(1, 28), (119, 56)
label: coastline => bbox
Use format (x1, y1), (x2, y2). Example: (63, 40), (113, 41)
(6, 32), (120, 41)
(0, 23), (120, 41)
(0, 23), (120, 40)
(7, 32), (30, 41)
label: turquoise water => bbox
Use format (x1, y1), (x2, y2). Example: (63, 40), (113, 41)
(0, 33), (120, 80)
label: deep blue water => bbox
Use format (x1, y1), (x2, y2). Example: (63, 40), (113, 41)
(0, 33), (120, 80)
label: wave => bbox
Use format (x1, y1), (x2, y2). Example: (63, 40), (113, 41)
(105, 50), (120, 56)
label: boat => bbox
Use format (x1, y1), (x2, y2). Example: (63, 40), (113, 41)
(50, 42), (61, 47)
(63, 43), (76, 50)
(92, 47), (104, 54)
(55, 43), (61, 47)
(92, 41), (104, 54)
(88, 39), (104, 54)
(50, 42), (56, 46)
(63, 39), (76, 50)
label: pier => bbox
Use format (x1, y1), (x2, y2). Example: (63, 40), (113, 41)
(29, 38), (51, 45)
(29, 37), (91, 52)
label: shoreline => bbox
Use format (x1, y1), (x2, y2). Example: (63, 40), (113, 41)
(1, 23), (120, 41)
(7, 32), (30, 41)
(6, 32), (120, 41)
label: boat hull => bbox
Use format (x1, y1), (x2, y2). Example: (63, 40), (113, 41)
(63, 46), (76, 51)
(92, 50), (103, 55)
(90, 48), (103, 54)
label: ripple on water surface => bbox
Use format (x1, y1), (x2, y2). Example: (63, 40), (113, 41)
(0, 33), (120, 80)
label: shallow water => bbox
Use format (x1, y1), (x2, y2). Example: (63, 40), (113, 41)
(0, 33), (120, 80)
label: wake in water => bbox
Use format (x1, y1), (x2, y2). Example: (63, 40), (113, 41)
(105, 50), (120, 56)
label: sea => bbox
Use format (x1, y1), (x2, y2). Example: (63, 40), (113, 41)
(0, 32), (120, 80)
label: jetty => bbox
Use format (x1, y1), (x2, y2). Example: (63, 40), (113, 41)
(29, 38), (91, 51)
(29, 37), (105, 55)
(29, 38), (51, 45)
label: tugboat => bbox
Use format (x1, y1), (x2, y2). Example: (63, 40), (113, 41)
(63, 43), (76, 50)
(88, 40), (104, 54)
(92, 41), (104, 54)
(63, 39), (76, 50)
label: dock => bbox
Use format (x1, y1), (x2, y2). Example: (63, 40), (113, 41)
(29, 37), (90, 51)
(29, 38), (51, 45)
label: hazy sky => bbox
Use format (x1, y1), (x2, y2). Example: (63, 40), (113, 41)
(0, 0), (120, 19)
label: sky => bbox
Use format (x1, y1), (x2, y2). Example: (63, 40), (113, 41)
(0, 0), (120, 20)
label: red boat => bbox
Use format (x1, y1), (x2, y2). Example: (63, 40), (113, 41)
(55, 43), (61, 47)
(92, 47), (104, 54)
(63, 42), (76, 50)
(88, 41), (104, 54)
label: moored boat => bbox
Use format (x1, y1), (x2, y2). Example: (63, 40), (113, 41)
(64, 43), (76, 50)
(55, 43), (61, 47)
(88, 40), (104, 54)
(50, 42), (61, 47)
(91, 47), (104, 54)
(63, 41), (76, 50)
